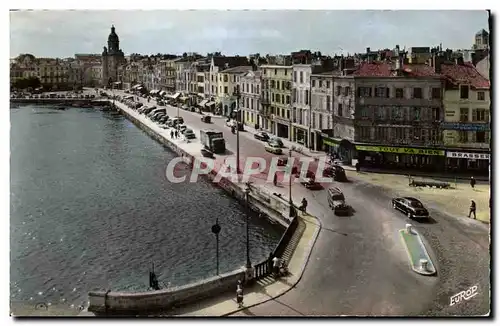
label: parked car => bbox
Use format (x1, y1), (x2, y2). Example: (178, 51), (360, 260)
(392, 197), (430, 220)
(323, 165), (348, 182)
(184, 129), (196, 139)
(201, 115), (211, 123)
(254, 132), (270, 141)
(299, 177), (322, 190)
(178, 124), (187, 133)
(265, 142), (283, 155)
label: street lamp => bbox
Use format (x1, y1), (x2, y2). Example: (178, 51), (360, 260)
(211, 218), (221, 275)
(233, 85), (242, 176)
(288, 148), (294, 218)
(244, 183), (252, 269)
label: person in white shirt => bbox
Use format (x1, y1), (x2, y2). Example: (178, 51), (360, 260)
(272, 256), (281, 276)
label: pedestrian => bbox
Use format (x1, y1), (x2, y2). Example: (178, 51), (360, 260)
(236, 280), (244, 308)
(273, 172), (278, 186)
(175, 130), (179, 139)
(470, 176), (476, 189)
(272, 256), (281, 277)
(301, 197), (308, 213)
(469, 200), (476, 219)
(170, 130), (174, 139)
(355, 162), (360, 172)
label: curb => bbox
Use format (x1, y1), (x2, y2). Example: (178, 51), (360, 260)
(221, 213), (323, 316)
(399, 225), (437, 276)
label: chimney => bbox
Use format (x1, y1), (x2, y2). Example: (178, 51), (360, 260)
(433, 54), (442, 74)
(366, 47), (371, 54)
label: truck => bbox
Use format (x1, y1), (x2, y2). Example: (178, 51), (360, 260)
(200, 129), (226, 154)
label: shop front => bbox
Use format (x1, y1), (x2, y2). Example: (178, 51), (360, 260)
(445, 150), (490, 175)
(356, 145), (446, 172)
(292, 126), (308, 146)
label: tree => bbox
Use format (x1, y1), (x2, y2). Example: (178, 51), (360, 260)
(12, 76), (41, 90)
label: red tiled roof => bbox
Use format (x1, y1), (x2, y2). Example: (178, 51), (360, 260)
(353, 62), (438, 77)
(440, 62), (490, 89)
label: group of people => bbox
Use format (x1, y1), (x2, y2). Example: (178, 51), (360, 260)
(170, 129), (180, 139)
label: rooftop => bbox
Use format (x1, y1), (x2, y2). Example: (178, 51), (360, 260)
(440, 62), (490, 89)
(352, 62), (439, 78)
(220, 66), (252, 74)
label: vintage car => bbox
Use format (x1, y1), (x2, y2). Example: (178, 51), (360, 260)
(265, 142), (283, 155)
(254, 132), (270, 142)
(327, 187), (351, 216)
(299, 177), (322, 190)
(277, 157), (288, 166)
(323, 165), (348, 182)
(201, 115), (212, 123)
(201, 148), (215, 158)
(392, 197), (429, 220)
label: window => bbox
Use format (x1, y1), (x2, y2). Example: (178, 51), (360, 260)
(477, 91), (485, 101)
(246, 98), (249, 108)
(344, 86), (350, 96)
(251, 99), (254, 110)
(412, 87), (422, 99)
(318, 114), (323, 129)
(432, 88), (441, 99)
(430, 129), (439, 142)
(293, 71), (297, 82)
(224, 75), (228, 82)
(272, 93), (275, 102)
(223, 86), (228, 93)
(473, 109), (488, 122)
(336, 86), (341, 96)
(360, 127), (371, 139)
(286, 95), (290, 104)
(274, 69), (277, 75)
(432, 107), (440, 121)
(285, 69), (288, 76)
(281, 94), (285, 104)
(300, 71), (303, 83)
(326, 96), (331, 111)
(271, 80), (275, 88)
(319, 80), (322, 88)
(358, 87), (372, 97)
(459, 108), (469, 122)
(394, 128), (405, 141)
(460, 85), (469, 99)
(414, 107), (421, 120)
(326, 81), (330, 89)
(251, 84), (254, 93)
(257, 85), (259, 93)
(337, 103), (343, 117)
(292, 88), (297, 102)
(375, 87), (389, 98)
(305, 90), (309, 105)
(263, 69), (267, 75)
(475, 131), (486, 143)
(361, 107), (369, 118)
(312, 80), (316, 87)
(459, 131), (468, 142)
(287, 109), (290, 119)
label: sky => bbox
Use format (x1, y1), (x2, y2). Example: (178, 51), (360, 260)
(9, 10), (489, 58)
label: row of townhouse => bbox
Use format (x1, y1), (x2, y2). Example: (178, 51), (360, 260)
(219, 54), (490, 175)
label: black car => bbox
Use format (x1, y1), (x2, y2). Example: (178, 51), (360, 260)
(392, 197), (429, 220)
(254, 132), (270, 141)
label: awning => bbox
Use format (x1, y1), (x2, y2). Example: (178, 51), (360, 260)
(172, 92), (180, 99)
(199, 99), (208, 107)
(132, 84), (141, 89)
(205, 101), (215, 107)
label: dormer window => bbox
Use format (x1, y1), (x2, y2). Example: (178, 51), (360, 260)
(460, 85), (469, 99)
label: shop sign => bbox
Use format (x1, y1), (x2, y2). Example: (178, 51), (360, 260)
(323, 138), (338, 147)
(356, 145), (445, 156)
(446, 152), (490, 160)
(441, 122), (490, 131)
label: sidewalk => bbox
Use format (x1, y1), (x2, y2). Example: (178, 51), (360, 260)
(168, 207), (320, 316)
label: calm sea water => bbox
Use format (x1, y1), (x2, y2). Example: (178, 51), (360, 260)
(10, 104), (281, 308)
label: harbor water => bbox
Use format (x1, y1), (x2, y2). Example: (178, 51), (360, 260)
(10, 104), (281, 311)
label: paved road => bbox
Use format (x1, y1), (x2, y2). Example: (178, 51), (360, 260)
(108, 90), (491, 316)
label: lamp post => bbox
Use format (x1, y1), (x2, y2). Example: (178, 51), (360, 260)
(288, 148), (294, 218)
(234, 86), (242, 176)
(211, 218), (221, 275)
(244, 183), (252, 269)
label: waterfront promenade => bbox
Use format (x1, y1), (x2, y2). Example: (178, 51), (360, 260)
(102, 90), (489, 316)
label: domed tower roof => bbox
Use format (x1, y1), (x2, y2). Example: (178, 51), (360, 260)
(476, 28), (489, 37)
(108, 25), (119, 44)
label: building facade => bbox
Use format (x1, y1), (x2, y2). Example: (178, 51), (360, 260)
(310, 72), (334, 150)
(291, 64), (312, 146)
(440, 62), (490, 174)
(217, 66), (251, 116)
(261, 65), (293, 138)
(329, 60), (445, 169)
(239, 70), (261, 127)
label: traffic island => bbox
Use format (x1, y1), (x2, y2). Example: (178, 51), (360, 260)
(399, 224), (436, 276)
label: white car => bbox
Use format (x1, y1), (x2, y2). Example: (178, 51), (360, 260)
(265, 143), (283, 155)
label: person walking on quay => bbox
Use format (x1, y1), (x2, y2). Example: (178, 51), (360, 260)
(470, 176), (476, 189)
(273, 172), (278, 187)
(236, 280), (244, 308)
(175, 130), (179, 139)
(272, 256), (281, 277)
(170, 130), (174, 139)
(469, 200), (477, 219)
(355, 162), (360, 172)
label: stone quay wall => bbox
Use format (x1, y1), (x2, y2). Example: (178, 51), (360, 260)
(88, 100), (295, 314)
